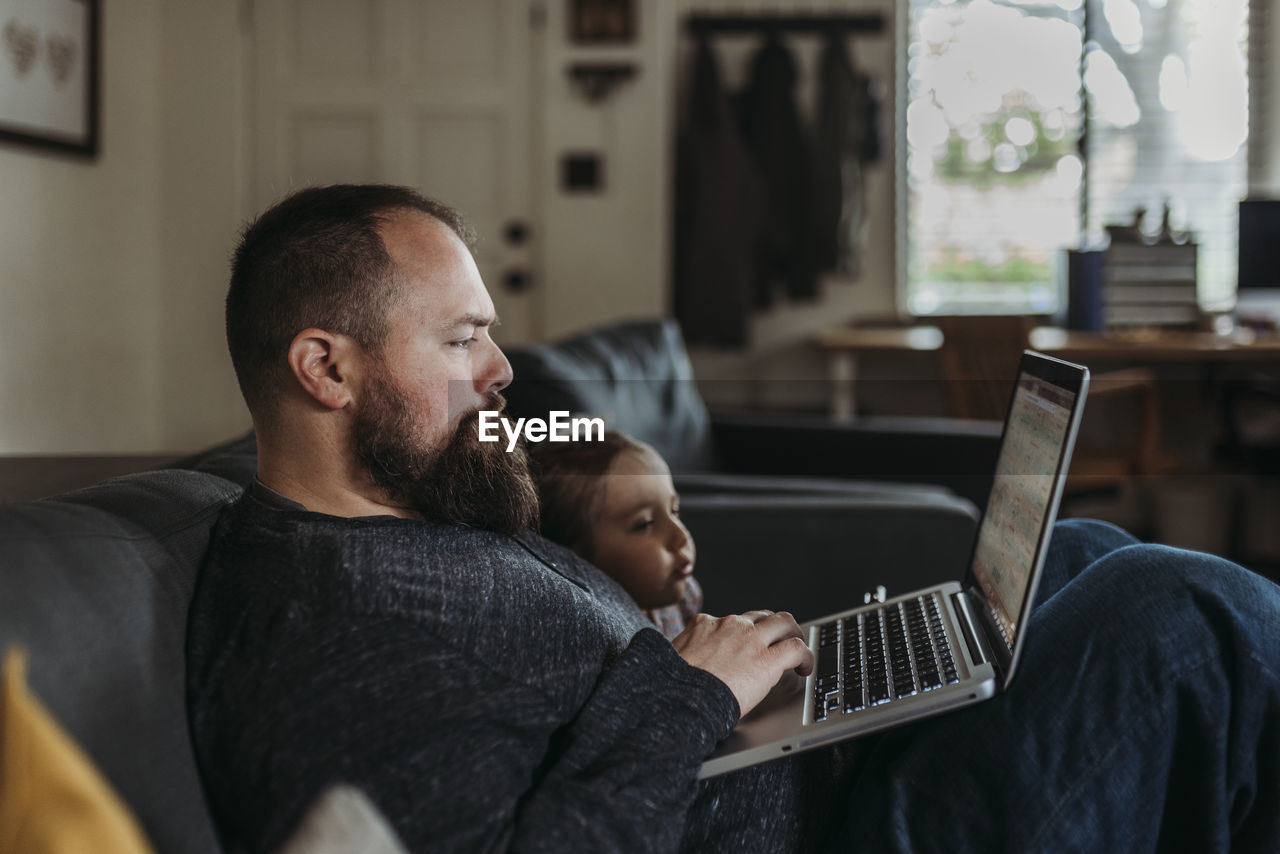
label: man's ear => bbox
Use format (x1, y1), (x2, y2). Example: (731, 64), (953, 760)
(287, 328), (360, 410)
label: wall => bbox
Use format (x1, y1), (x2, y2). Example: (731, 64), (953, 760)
(672, 0), (900, 411)
(1258, 0), (1280, 193)
(0, 0), (248, 454)
(534, 0), (898, 363)
(537, 0), (675, 338)
(0, 0), (164, 453)
(155, 1), (250, 450)
(0, 0), (1276, 454)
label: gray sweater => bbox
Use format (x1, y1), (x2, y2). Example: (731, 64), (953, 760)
(187, 484), (770, 852)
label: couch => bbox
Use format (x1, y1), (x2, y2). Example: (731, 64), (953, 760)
(1, 467), (240, 853)
(503, 317), (1000, 615)
(502, 317), (1004, 508)
(0, 322), (991, 851)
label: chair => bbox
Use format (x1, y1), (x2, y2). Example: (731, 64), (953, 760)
(500, 317), (998, 613)
(502, 317), (1004, 506)
(1218, 374), (1280, 476)
(934, 315), (1172, 493)
(1216, 374), (1280, 572)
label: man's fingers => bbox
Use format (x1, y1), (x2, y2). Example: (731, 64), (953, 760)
(765, 635), (814, 677)
(749, 612), (814, 677)
(749, 610), (804, 645)
(673, 611), (816, 718)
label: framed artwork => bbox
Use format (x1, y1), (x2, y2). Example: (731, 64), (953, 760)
(0, 0), (99, 156)
(569, 0), (634, 44)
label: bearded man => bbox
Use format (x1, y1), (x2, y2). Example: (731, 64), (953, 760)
(186, 184), (829, 853)
(189, 184), (1280, 854)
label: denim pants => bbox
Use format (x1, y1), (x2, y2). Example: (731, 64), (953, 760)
(827, 518), (1280, 853)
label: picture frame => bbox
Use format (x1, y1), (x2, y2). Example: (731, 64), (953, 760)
(569, 0), (634, 45)
(0, 0), (99, 157)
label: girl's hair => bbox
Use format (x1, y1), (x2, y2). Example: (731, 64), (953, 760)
(529, 431), (651, 559)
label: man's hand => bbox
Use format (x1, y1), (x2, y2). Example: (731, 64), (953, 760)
(671, 611), (813, 718)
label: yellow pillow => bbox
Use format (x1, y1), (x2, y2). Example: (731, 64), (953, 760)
(0, 648), (154, 853)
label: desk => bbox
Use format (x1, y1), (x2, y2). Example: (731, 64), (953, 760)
(816, 325), (1280, 421)
(1026, 327), (1280, 362)
(815, 326), (942, 421)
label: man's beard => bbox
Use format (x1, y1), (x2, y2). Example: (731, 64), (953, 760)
(352, 375), (538, 537)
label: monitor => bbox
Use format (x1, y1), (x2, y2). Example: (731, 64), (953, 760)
(1238, 199), (1280, 291)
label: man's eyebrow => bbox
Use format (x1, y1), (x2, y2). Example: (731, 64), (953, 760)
(441, 313), (499, 331)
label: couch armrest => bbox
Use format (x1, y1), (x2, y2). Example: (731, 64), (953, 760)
(679, 491), (979, 623)
(672, 471), (957, 501)
(709, 413), (1002, 508)
(169, 430), (258, 488)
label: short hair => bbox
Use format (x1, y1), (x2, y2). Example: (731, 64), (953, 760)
(529, 431), (651, 559)
(226, 184), (474, 414)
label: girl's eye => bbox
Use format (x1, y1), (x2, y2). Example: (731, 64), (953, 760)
(632, 518), (655, 532)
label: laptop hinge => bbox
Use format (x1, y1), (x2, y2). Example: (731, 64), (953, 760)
(951, 591), (1000, 676)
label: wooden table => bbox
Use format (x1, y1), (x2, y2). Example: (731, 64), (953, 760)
(815, 326), (942, 421)
(1026, 327), (1280, 362)
(816, 325), (1280, 421)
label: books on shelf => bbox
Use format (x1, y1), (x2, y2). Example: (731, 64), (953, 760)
(1103, 242), (1199, 330)
(1103, 303), (1200, 327)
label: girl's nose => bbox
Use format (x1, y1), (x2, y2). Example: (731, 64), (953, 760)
(668, 517), (690, 550)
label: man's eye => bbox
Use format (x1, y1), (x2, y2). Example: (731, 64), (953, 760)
(451, 338), (476, 349)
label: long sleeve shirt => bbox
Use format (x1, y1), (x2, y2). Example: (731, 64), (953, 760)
(186, 483), (742, 853)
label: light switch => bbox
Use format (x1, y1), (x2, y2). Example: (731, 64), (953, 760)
(562, 152), (603, 192)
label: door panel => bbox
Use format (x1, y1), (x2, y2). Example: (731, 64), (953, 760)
(291, 113), (379, 184)
(251, 0), (540, 343)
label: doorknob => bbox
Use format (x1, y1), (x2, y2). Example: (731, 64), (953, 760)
(503, 269), (532, 293)
(504, 221), (530, 246)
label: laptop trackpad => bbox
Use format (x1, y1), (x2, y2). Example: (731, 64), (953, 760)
(705, 669), (808, 762)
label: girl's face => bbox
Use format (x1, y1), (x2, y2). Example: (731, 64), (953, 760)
(589, 446), (696, 610)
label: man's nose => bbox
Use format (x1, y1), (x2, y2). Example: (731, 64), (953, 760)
(480, 340), (513, 394)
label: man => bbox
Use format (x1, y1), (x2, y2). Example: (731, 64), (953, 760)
(190, 184), (1280, 853)
(189, 184), (829, 852)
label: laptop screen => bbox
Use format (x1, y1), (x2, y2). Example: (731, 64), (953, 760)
(966, 354), (1086, 659)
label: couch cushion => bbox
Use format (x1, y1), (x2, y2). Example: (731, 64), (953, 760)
(0, 469), (242, 854)
(0, 650), (155, 853)
(168, 431), (259, 489)
(503, 318), (718, 472)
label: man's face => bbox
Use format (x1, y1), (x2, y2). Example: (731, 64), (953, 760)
(371, 211), (513, 444)
(350, 211), (537, 535)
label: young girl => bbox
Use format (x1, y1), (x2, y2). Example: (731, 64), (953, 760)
(531, 431), (701, 638)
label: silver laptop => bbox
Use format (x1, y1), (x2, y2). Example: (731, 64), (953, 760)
(700, 350), (1090, 778)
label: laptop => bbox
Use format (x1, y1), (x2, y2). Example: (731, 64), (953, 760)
(1235, 199), (1280, 328)
(700, 350), (1090, 778)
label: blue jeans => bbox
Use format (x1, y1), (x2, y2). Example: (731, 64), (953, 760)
(827, 519), (1280, 852)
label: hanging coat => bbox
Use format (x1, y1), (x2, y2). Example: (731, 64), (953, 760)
(738, 34), (819, 304)
(674, 37), (766, 348)
(814, 31), (883, 279)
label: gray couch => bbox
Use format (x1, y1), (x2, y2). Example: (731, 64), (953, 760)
(503, 317), (992, 616)
(1, 468), (239, 854)
(0, 322), (989, 851)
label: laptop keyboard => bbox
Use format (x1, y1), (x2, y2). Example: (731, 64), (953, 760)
(811, 594), (960, 722)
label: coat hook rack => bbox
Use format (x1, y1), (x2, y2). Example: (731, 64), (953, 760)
(567, 62), (639, 104)
(684, 12), (886, 37)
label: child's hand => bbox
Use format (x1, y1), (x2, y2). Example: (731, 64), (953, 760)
(671, 610), (813, 719)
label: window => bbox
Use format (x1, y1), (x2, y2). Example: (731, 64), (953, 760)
(903, 0), (1250, 316)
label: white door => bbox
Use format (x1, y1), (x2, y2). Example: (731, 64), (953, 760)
(249, 0), (542, 343)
